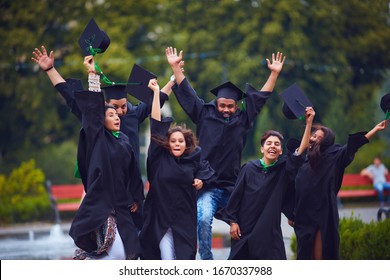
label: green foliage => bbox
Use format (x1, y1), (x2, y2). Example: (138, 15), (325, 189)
(1, 0), (390, 180)
(346, 138), (390, 173)
(290, 215), (390, 259)
(289, 233), (297, 259)
(0, 160), (51, 224)
(35, 140), (79, 185)
(338, 214), (367, 259)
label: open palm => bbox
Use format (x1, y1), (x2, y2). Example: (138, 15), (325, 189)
(166, 46), (183, 65)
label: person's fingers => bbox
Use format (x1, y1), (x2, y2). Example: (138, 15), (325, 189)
(33, 48), (41, 57)
(275, 51), (280, 61)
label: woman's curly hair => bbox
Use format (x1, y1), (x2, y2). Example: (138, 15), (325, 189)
(152, 123), (198, 156)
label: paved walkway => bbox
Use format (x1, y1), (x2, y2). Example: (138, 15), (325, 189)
(0, 202), (387, 260)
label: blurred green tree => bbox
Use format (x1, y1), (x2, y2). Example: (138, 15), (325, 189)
(1, 0), (390, 181)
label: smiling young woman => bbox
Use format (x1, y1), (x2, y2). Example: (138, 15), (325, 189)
(139, 78), (214, 260)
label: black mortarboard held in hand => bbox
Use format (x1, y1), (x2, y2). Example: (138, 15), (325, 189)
(103, 85), (127, 101)
(380, 92), (390, 120)
(125, 64), (157, 103)
(210, 81), (244, 101)
(279, 83), (314, 120)
(78, 18), (111, 56)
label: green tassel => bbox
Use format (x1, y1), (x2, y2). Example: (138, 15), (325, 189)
(239, 92), (246, 112)
(385, 110), (390, 120)
(88, 45), (103, 56)
(240, 99), (246, 112)
(94, 62), (113, 85)
(94, 62), (141, 86)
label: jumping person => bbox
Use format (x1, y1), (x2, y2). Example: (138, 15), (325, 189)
(69, 55), (144, 260)
(292, 120), (388, 259)
(166, 46), (285, 259)
(216, 107), (315, 259)
(139, 78), (214, 260)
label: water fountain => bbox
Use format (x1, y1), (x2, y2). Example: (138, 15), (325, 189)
(0, 180), (77, 259)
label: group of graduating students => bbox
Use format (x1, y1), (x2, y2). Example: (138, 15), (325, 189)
(32, 26), (388, 260)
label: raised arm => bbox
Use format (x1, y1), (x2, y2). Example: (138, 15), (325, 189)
(166, 47), (186, 85)
(364, 120), (388, 140)
(31, 45), (65, 86)
(160, 61), (185, 96)
(296, 107), (315, 155)
(83, 55), (101, 92)
(149, 78), (161, 121)
(260, 51), (286, 92)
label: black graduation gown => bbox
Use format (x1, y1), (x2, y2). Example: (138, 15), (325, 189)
(293, 132), (369, 260)
(215, 144), (304, 260)
(55, 82), (168, 161)
(56, 82), (168, 230)
(55, 81), (83, 121)
(172, 78), (271, 192)
(140, 117), (214, 260)
(69, 90), (144, 258)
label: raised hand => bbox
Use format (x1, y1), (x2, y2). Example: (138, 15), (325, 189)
(365, 120), (389, 140)
(179, 60), (185, 73)
(148, 78), (159, 92)
(375, 120), (389, 132)
(83, 55), (95, 73)
(31, 45), (54, 71)
(305, 107), (315, 124)
(265, 51), (286, 74)
(166, 46), (183, 66)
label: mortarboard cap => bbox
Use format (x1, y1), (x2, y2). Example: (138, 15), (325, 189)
(279, 83), (314, 120)
(78, 18), (110, 56)
(102, 85), (127, 101)
(210, 81), (244, 101)
(65, 78), (84, 92)
(380, 92), (390, 120)
(125, 64), (157, 103)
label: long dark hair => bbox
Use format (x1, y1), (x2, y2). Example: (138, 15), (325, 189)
(152, 123), (198, 156)
(308, 124), (335, 170)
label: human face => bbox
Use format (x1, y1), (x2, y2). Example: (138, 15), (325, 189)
(309, 129), (325, 149)
(374, 157), (381, 166)
(217, 98), (238, 118)
(107, 98), (127, 116)
(169, 131), (186, 158)
(261, 136), (282, 165)
(105, 108), (120, 132)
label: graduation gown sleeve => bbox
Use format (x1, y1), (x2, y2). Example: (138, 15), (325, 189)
(55, 82), (82, 121)
(283, 139), (306, 221)
(243, 83), (272, 126)
(215, 163), (248, 225)
(172, 78), (206, 124)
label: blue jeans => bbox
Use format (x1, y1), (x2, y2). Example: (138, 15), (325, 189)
(374, 182), (390, 204)
(197, 187), (230, 260)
